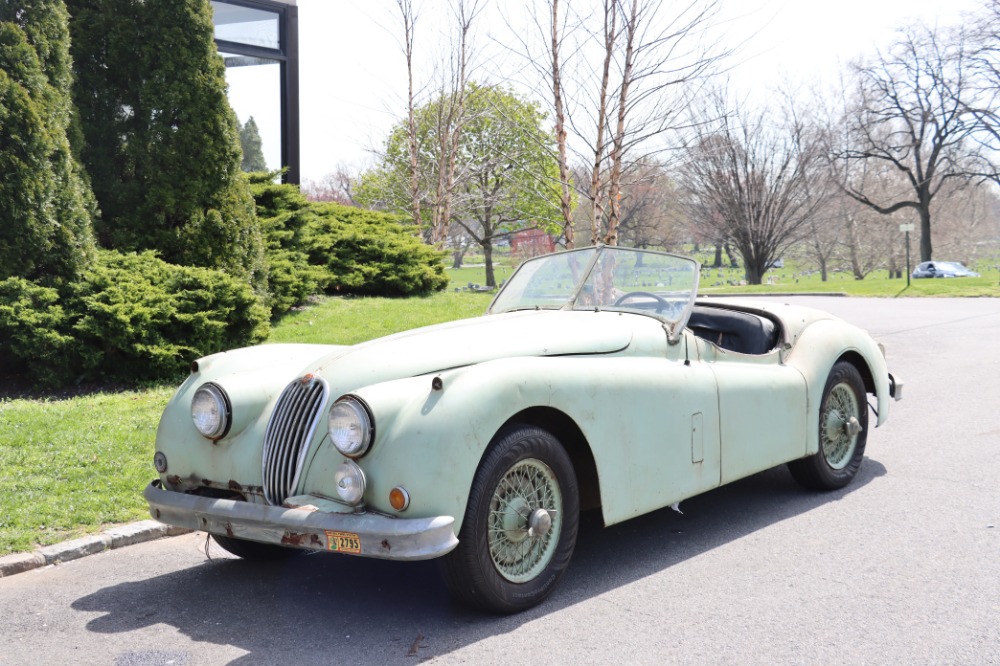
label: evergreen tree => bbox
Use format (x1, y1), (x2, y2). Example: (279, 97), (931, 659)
(0, 1), (95, 285)
(239, 116), (267, 172)
(66, 0), (266, 290)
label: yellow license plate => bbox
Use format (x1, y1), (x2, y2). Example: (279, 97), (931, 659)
(325, 530), (361, 554)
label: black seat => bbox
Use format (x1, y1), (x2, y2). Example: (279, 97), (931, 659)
(688, 305), (778, 355)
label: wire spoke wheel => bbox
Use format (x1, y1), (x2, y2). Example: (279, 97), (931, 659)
(788, 361), (869, 491)
(487, 459), (562, 583)
(821, 382), (861, 470)
(441, 424), (579, 613)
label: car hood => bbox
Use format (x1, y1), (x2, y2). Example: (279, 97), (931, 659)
(308, 309), (634, 391)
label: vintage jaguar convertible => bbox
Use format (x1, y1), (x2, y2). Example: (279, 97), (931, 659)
(145, 245), (901, 613)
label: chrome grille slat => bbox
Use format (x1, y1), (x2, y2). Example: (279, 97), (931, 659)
(262, 376), (329, 505)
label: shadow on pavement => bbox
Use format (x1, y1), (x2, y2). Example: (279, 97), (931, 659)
(73, 458), (886, 665)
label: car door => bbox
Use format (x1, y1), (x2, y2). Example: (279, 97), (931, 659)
(689, 334), (808, 484)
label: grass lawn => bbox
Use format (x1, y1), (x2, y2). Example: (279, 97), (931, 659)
(1, 255), (997, 555)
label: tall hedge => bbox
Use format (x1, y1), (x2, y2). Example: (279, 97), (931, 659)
(0, 1), (95, 285)
(66, 0), (266, 290)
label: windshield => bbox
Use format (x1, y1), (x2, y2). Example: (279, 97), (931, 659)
(489, 246), (699, 328)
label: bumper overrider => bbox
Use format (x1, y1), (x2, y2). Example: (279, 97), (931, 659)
(144, 480), (459, 561)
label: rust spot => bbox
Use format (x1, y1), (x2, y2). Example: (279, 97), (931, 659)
(227, 479), (243, 492)
(201, 478), (214, 487)
(281, 531), (322, 548)
(166, 475), (181, 487)
(225, 522), (234, 538)
(154, 509), (161, 519)
(381, 539), (391, 552)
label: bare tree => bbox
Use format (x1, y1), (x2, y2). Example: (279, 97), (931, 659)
(302, 166), (356, 205)
(836, 22), (999, 262)
(679, 90), (829, 284)
(428, 0), (482, 247)
(395, 0), (421, 227)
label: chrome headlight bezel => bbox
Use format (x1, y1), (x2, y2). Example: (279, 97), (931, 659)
(191, 382), (231, 440)
(328, 396), (374, 458)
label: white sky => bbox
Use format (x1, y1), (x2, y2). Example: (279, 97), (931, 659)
(287, 0), (985, 182)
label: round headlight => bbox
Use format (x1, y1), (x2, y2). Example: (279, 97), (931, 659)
(328, 397), (373, 457)
(191, 383), (230, 439)
(334, 461), (366, 505)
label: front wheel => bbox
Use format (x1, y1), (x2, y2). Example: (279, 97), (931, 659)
(441, 425), (579, 613)
(788, 361), (869, 490)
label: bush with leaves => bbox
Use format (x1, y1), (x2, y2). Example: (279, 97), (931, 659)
(248, 175), (447, 312)
(248, 173), (324, 316)
(304, 204), (448, 297)
(0, 250), (270, 387)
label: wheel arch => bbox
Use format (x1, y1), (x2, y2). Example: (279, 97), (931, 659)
(500, 407), (603, 522)
(836, 350), (876, 396)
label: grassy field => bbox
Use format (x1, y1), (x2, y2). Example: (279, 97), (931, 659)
(1, 254), (998, 555)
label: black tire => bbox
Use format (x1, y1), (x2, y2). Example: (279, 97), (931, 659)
(441, 424), (579, 614)
(211, 534), (299, 560)
(788, 361), (868, 490)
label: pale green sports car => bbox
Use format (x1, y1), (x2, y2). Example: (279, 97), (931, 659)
(145, 245), (901, 613)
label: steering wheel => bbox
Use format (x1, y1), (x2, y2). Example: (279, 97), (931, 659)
(613, 291), (669, 313)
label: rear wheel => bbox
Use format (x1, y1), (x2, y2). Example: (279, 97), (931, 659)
(441, 425), (579, 613)
(211, 534), (299, 560)
(788, 361), (868, 490)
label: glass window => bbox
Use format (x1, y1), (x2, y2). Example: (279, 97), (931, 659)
(221, 52), (282, 171)
(212, 1), (280, 50)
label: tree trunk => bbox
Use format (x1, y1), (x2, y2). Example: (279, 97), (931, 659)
(483, 241), (495, 287)
(712, 243), (723, 268)
(919, 202), (933, 262)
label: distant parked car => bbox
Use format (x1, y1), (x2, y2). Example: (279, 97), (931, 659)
(911, 261), (980, 278)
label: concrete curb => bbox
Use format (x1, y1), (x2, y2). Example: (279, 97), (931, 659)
(0, 521), (191, 578)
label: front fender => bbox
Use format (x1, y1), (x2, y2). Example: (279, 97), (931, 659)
(785, 318), (892, 456)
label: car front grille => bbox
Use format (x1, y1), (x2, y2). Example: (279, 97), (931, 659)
(262, 375), (329, 505)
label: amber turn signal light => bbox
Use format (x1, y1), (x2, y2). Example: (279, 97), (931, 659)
(389, 486), (410, 511)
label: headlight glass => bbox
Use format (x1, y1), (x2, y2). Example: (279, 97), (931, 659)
(328, 397), (373, 457)
(191, 383), (230, 439)
(334, 461), (366, 505)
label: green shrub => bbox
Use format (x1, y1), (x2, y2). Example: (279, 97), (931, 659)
(0, 278), (81, 386)
(0, 250), (270, 387)
(304, 203), (448, 297)
(248, 174), (324, 315)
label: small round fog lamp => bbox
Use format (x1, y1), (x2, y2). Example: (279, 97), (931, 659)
(153, 451), (168, 473)
(334, 461), (366, 505)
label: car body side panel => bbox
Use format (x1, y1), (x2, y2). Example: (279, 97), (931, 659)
(689, 339), (809, 484)
(305, 353), (723, 532)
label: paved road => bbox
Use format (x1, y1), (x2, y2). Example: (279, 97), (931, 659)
(1, 298), (998, 666)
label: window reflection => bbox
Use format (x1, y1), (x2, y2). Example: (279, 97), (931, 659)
(221, 52), (281, 172)
(211, 1), (280, 50)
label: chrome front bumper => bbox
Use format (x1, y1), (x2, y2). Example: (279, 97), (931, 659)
(144, 480), (458, 561)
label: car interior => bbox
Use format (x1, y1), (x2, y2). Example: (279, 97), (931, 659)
(687, 304), (781, 355)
